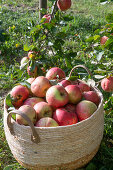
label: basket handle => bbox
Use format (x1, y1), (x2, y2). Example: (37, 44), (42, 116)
(7, 110), (40, 144)
(68, 65), (92, 79)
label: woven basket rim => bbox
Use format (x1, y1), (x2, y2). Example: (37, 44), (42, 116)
(4, 86), (103, 130)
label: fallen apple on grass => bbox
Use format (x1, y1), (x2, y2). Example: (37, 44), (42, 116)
(46, 85), (69, 108)
(10, 85), (29, 108)
(34, 101), (53, 120)
(16, 105), (37, 125)
(31, 76), (52, 97)
(53, 107), (78, 126)
(35, 117), (59, 127)
(75, 100), (97, 121)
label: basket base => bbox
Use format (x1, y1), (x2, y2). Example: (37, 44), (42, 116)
(14, 145), (100, 170)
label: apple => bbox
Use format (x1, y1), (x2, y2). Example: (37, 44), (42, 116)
(23, 97), (45, 107)
(46, 85), (69, 108)
(83, 91), (100, 106)
(46, 67), (66, 80)
(35, 117), (59, 127)
(26, 77), (35, 84)
(75, 100), (97, 121)
(28, 50), (38, 59)
(100, 36), (108, 45)
(27, 65), (38, 77)
(58, 79), (72, 87)
(20, 57), (29, 67)
(57, 0), (71, 11)
(10, 85), (29, 108)
(16, 105), (37, 125)
(65, 85), (82, 104)
(31, 76), (52, 97)
(101, 76), (113, 92)
(34, 101), (53, 119)
(53, 107), (78, 126)
(64, 103), (76, 113)
(42, 14), (51, 23)
(71, 80), (78, 85)
(77, 81), (90, 92)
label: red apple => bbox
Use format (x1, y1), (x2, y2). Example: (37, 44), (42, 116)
(100, 36), (108, 45)
(27, 65), (38, 77)
(16, 105), (37, 125)
(31, 76), (52, 97)
(101, 76), (113, 92)
(83, 91), (100, 106)
(53, 107), (78, 126)
(23, 97), (45, 107)
(10, 85), (29, 108)
(77, 81), (90, 92)
(65, 85), (82, 104)
(42, 14), (51, 23)
(64, 103), (76, 113)
(26, 77), (35, 84)
(34, 101), (53, 119)
(57, 0), (71, 11)
(75, 100), (97, 121)
(59, 79), (72, 87)
(71, 80), (78, 85)
(46, 67), (66, 80)
(35, 117), (59, 127)
(46, 85), (69, 108)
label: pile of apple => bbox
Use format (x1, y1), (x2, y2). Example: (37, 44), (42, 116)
(9, 67), (100, 127)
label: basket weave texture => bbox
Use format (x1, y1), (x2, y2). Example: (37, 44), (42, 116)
(4, 87), (104, 170)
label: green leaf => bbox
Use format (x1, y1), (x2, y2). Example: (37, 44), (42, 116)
(6, 94), (13, 107)
(104, 38), (113, 47)
(93, 35), (100, 41)
(85, 36), (94, 42)
(23, 44), (31, 51)
(17, 81), (31, 90)
(68, 76), (78, 81)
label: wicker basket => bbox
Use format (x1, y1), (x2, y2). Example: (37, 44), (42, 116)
(4, 85), (104, 170)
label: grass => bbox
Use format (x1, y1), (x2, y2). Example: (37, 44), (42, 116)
(0, 0), (113, 169)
